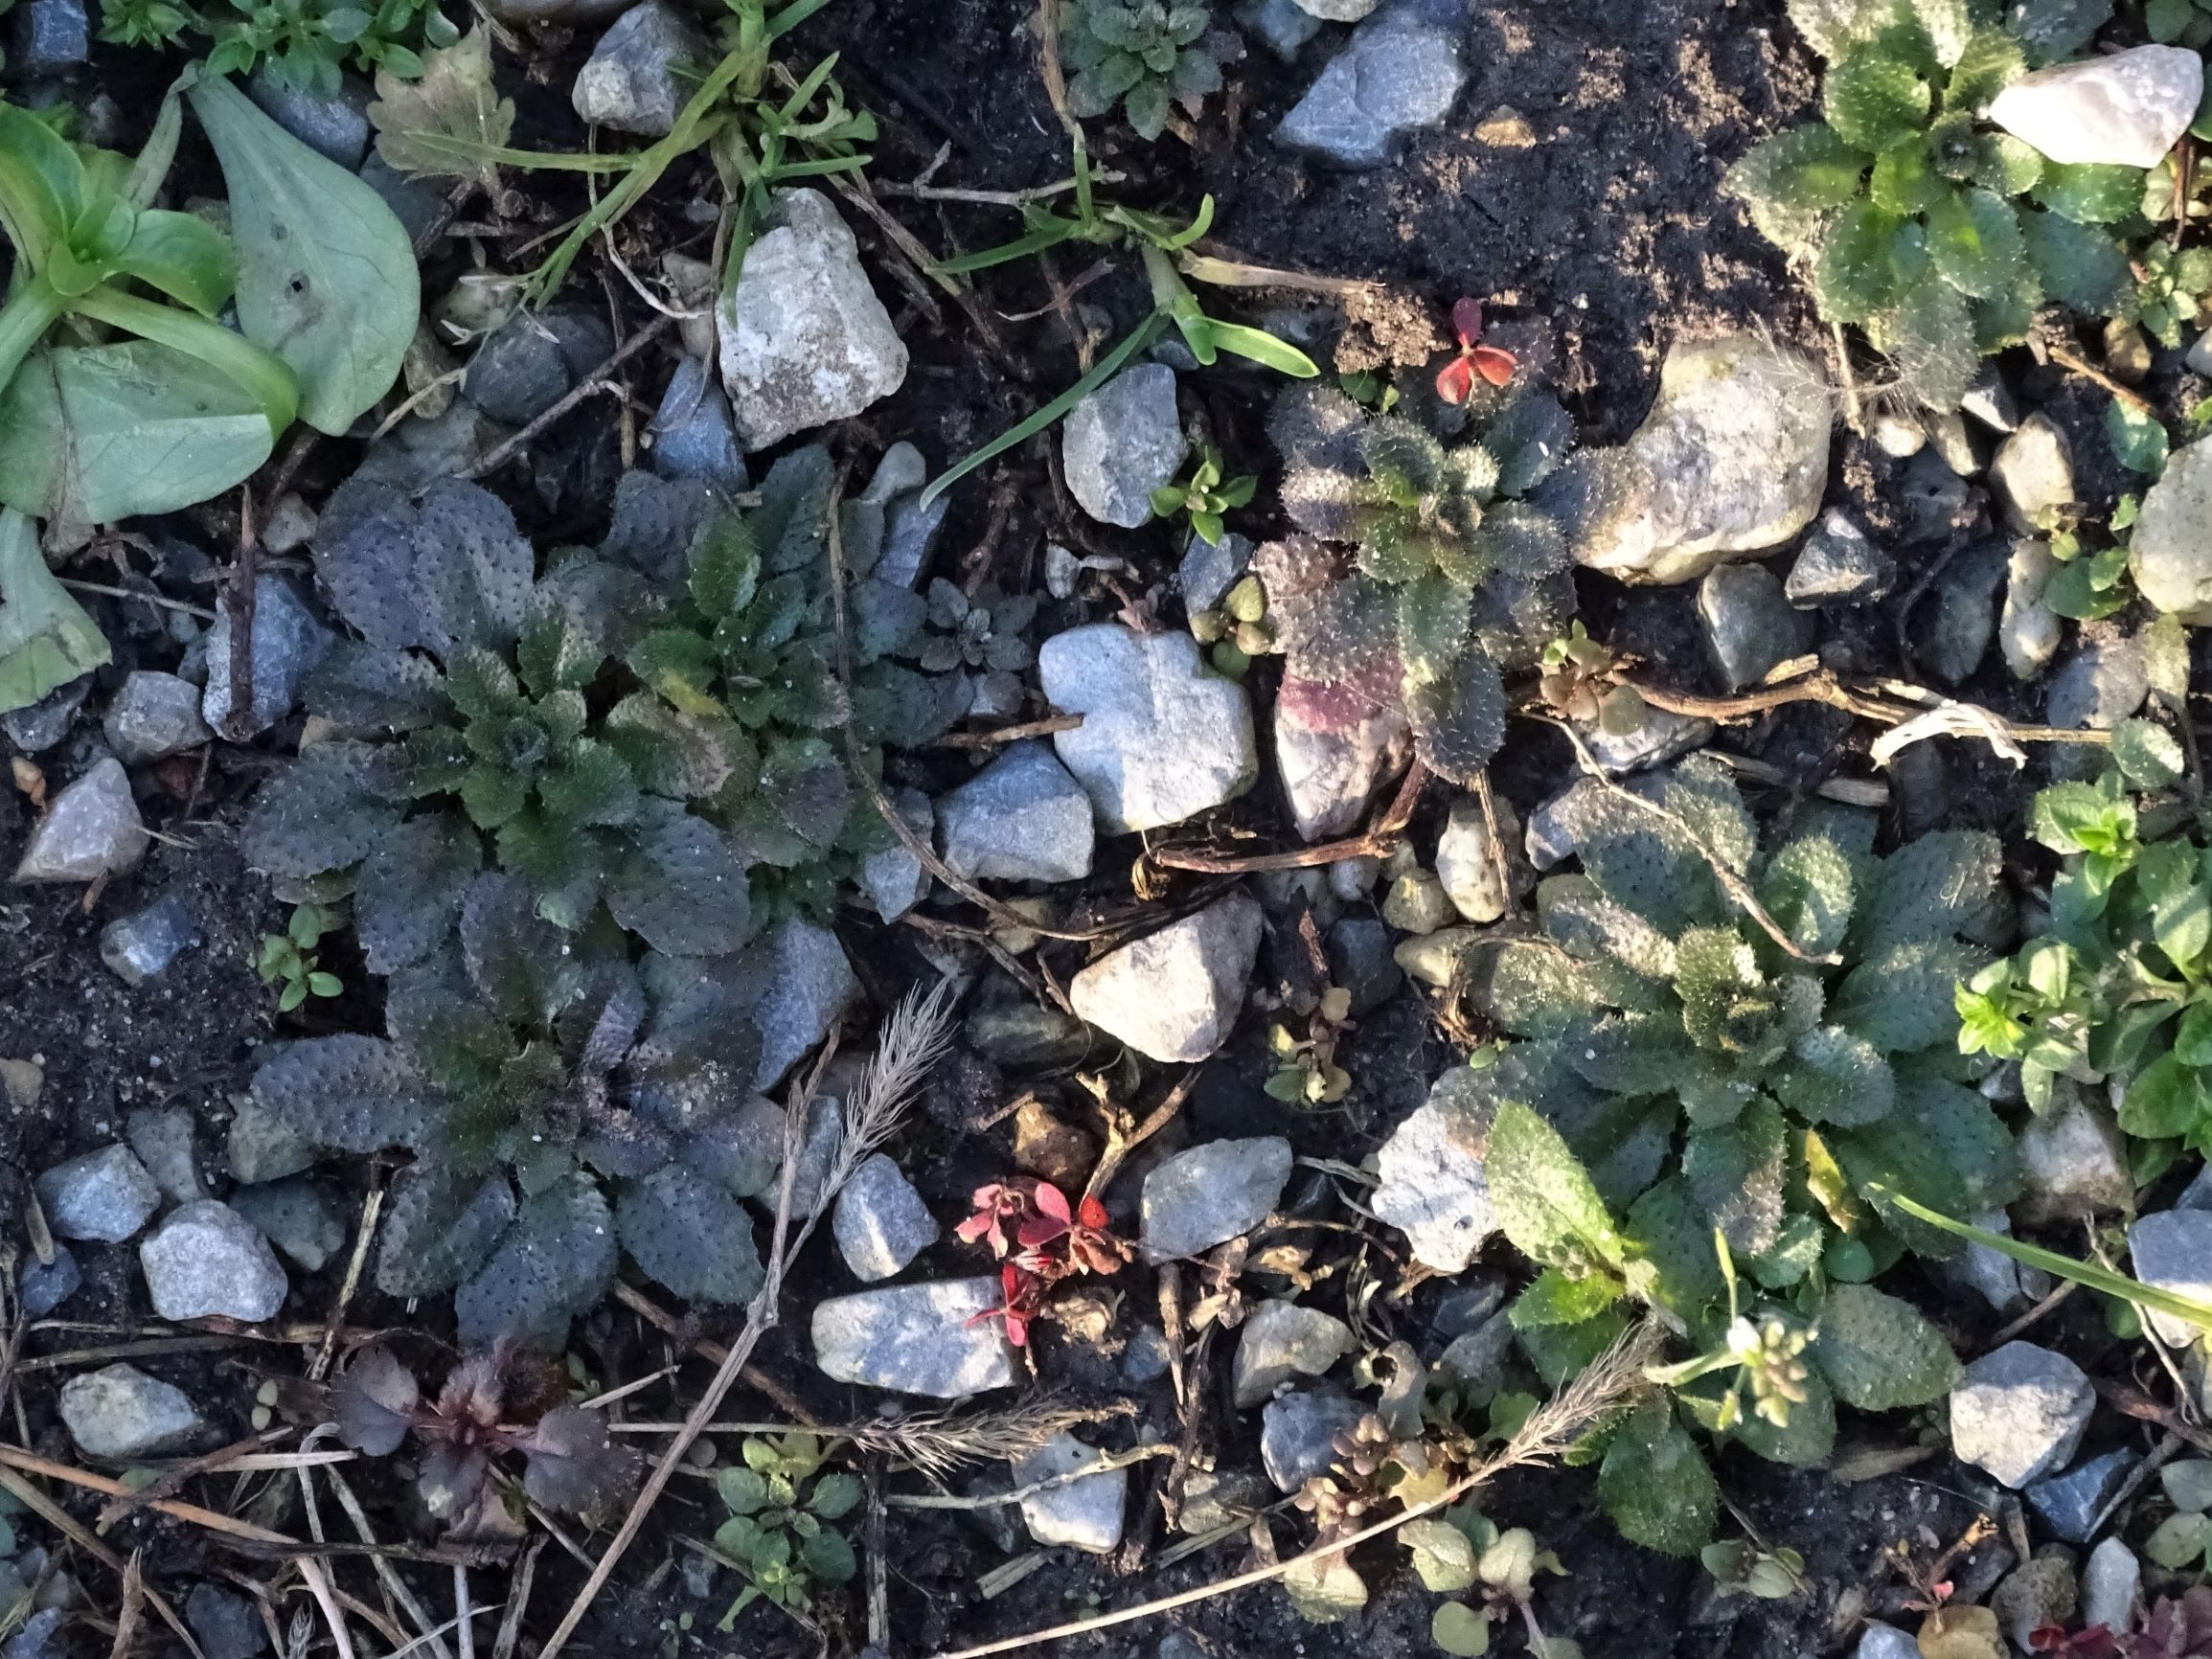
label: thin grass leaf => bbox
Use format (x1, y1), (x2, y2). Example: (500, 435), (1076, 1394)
(934, 219), (1084, 276)
(1200, 320), (1320, 377)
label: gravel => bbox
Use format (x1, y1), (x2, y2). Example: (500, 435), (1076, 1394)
(99, 891), (203, 987)
(937, 740), (1096, 883)
(1950, 1340), (2096, 1488)
(1070, 894), (1265, 1063)
(59, 1364), (203, 1458)
(36, 1145), (161, 1242)
(103, 670), (214, 762)
(832, 1153), (941, 1283)
(1141, 1135), (1292, 1261)
(140, 1201), (290, 1324)
(811, 1278), (1018, 1397)
(1261, 1392), (1364, 1490)
(1233, 1300), (1357, 1405)
(12, 758), (149, 883)
(1013, 1433), (1128, 1553)
(1060, 365), (1188, 528)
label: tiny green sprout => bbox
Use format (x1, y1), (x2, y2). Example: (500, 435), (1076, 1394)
(256, 901), (343, 1012)
(1224, 574), (1267, 625)
(1536, 621), (1642, 732)
(1699, 1538), (1807, 1601)
(713, 1432), (860, 1626)
(1340, 369), (1400, 414)
(1645, 1232), (1813, 1431)
(2134, 241), (2212, 348)
(1266, 984), (1355, 1105)
(1188, 608), (1228, 645)
(1152, 446), (1258, 546)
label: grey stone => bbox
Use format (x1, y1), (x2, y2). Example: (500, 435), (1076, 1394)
(1122, 1325), (1174, 1385)
(2048, 641), (2150, 733)
(13, 758), (148, 883)
(1292, 0), (1379, 15)
(465, 310), (613, 426)
(1142, 1136), (1292, 1262)
(1013, 1433), (1127, 1553)
(6, 1612), (61, 1659)
(1578, 707), (1713, 775)
(1275, 696), (1409, 843)
(1899, 450), (1976, 544)
(1870, 411), (1926, 459)
(2133, 437), (2212, 622)
(832, 1153), (940, 1283)
(1699, 561), (1812, 691)
(1909, 539), (2007, 686)
(247, 67), (374, 168)
(57, 1364), (201, 1458)
(1432, 797), (1511, 922)
(1041, 625), (1255, 833)
(1276, 8), (1466, 168)
(811, 1278), (1018, 1397)
(1948, 1207), (2039, 1311)
(750, 919), (859, 1089)
(2001, 539), (2064, 681)
(967, 991), (1095, 1070)
(854, 443), (953, 590)
(649, 357), (747, 492)
(1991, 43), (2203, 169)
(1326, 917), (1402, 1015)
(186, 1586), (267, 1659)
(598, 469), (718, 584)
(938, 741), (1095, 883)
(1239, 0), (1321, 57)
(2192, 328), (2212, 378)
(2082, 1537), (2139, 1639)
(1234, 1300), (1356, 1405)
(140, 1201), (290, 1324)
(104, 671), (214, 762)
(1994, 1556), (2079, 1655)
(8, 0), (89, 74)
(227, 1097), (317, 1185)
(228, 1179), (347, 1272)
(35, 1145), (160, 1242)
(1072, 895), (1265, 1064)
(1926, 408), (1983, 478)
(2018, 1091), (2133, 1221)
(1372, 1079), (1494, 1272)
(571, 0), (706, 136)
(1179, 529), (1253, 613)
(18, 1245), (80, 1318)
(1786, 510), (1893, 607)
(127, 1105), (205, 1204)
(358, 152), (445, 242)
(1951, 1341), (2095, 1488)
(1261, 1392), (1362, 1490)
(1438, 1317), (1513, 1407)
(1854, 1625), (1919, 1659)
(2027, 1446), (2138, 1543)
(202, 576), (335, 738)
(1329, 853), (1381, 900)
(783, 1089), (846, 1220)
(1061, 365), (1187, 528)
(1963, 367), (2021, 433)
(1575, 335), (1831, 584)
(2130, 1209), (2212, 1346)
(1991, 412), (2076, 536)
(859, 786), (930, 922)
(100, 891), (202, 988)
(2, 675), (88, 753)
(2166, 1458), (2212, 1511)
(718, 188), (907, 450)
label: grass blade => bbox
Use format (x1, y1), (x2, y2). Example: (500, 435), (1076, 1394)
(1202, 320), (1319, 377)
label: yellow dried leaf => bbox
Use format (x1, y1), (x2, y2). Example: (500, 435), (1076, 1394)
(368, 30), (513, 195)
(1917, 1604), (2005, 1659)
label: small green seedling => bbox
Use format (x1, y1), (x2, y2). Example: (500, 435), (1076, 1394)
(1266, 984), (1354, 1105)
(1699, 1539), (1808, 1601)
(2134, 240), (2212, 347)
(1152, 446), (1256, 545)
(2041, 500), (2137, 621)
(1062, 0), (1226, 142)
(256, 901), (343, 1012)
(1187, 572), (1270, 678)
(713, 1432), (860, 1625)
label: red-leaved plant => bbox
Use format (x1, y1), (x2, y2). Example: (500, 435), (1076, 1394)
(2030, 1586), (2212, 1657)
(331, 1342), (640, 1530)
(1435, 299), (1518, 405)
(955, 1178), (1130, 1346)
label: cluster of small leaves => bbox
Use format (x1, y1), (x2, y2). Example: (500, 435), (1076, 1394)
(1260, 374), (1582, 784)
(1483, 1101), (1962, 1553)
(256, 900), (344, 1011)
(249, 869), (784, 1345)
(954, 1177), (1130, 1345)
(101, 0), (457, 89)
(1416, 1514), (1573, 1658)
(1062, 0), (1226, 142)
(713, 1433), (860, 1623)
(1478, 753), (2018, 1269)
(2041, 495), (2141, 620)
(2029, 1584), (2212, 1655)
(1725, 0), (2142, 408)
(1152, 445), (1257, 546)
(1266, 983), (1354, 1105)
(1538, 622), (1647, 736)
(1188, 572), (1272, 679)
(1286, 1401), (1478, 1626)
(331, 1342), (639, 1530)
(1700, 1539), (1808, 1602)
(2134, 240), (2212, 348)
(1957, 728), (2212, 1155)
(854, 575), (1035, 711)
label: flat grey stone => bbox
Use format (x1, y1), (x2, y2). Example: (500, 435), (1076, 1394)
(186, 1586), (267, 1659)
(1141, 1135), (1291, 1261)
(832, 1153), (940, 1283)
(1013, 1432), (1127, 1553)
(1991, 43), (2203, 169)
(1261, 1392), (1362, 1490)
(966, 997), (1094, 1070)
(465, 310), (612, 427)
(938, 740), (1095, 883)
(1786, 511), (1894, 608)
(246, 67), (372, 167)
(228, 1179), (348, 1272)
(1276, 9), (1466, 168)
(103, 671), (214, 763)
(649, 356), (747, 492)
(1240, 0), (1321, 57)
(1122, 1324), (1173, 1385)
(202, 576), (334, 738)
(2131, 1209), (2212, 1346)
(140, 1201), (289, 1324)
(750, 919), (859, 1089)
(1072, 895), (1265, 1064)
(2019, 1091), (2133, 1222)
(1699, 562), (1813, 691)
(36, 1145), (160, 1242)
(1909, 539), (2007, 686)
(58, 1363), (201, 1459)
(19, 1244), (80, 1318)
(1991, 411), (2075, 536)
(1854, 1626), (1919, 1659)
(811, 1278), (1018, 1397)
(359, 152), (445, 242)
(1061, 365), (1187, 528)
(1371, 1077), (1494, 1272)
(2133, 437), (2212, 622)
(1963, 366), (2020, 433)
(2027, 1446), (2138, 1543)
(3, 675), (88, 753)
(2001, 539), (2064, 681)
(126, 1106), (205, 1204)
(718, 189), (907, 450)
(1041, 625), (1257, 833)
(859, 786), (930, 921)
(100, 891), (202, 987)
(1275, 694), (1408, 843)
(8, 0), (89, 74)
(2048, 641), (2150, 734)
(13, 758), (148, 883)
(1578, 707), (1713, 775)
(1432, 796), (1514, 923)
(1326, 916), (1402, 1014)
(1178, 530), (1253, 614)
(1233, 1300), (1356, 1405)
(571, 0), (707, 136)
(1951, 1340), (2095, 1488)
(2083, 1538), (2140, 1638)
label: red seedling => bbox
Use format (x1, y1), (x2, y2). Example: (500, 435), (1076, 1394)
(1435, 298), (1517, 405)
(958, 1177), (1131, 1347)
(2032, 1626), (2120, 1657)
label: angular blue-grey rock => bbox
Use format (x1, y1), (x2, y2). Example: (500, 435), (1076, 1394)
(1962, 366), (2021, 434)
(1074, 895), (1266, 1064)
(359, 152), (445, 243)
(465, 310), (613, 426)
(1908, 539), (2007, 686)
(18, 1245), (80, 1319)
(1233, 1300), (1356, 1405)
(58, 1363), (202, 1458)
(1326, 916), (1402, 1015)
(572, 0), (708, 136)
(202, 576), (335, 737)
(859, 786), (930, 922)
(2047, 641), (2151, 734)
(1040, 625), (1257, 832)
(598, 469), (718, 584)
(36, 1145), (160, 1242)
(9, 0), (89, 75)
(1275, 7), (1466, 168)
(101, 892), (203, 987)
(1261, 1392), (1364, 1489)
(1121, 1324), (1173, 1385)
(1786, 510), (1894, 607)
(1699, 561), (1813, 692)
(649, 357), (748, 492)
(127, 1105), (206, 1204)
(14, 757), (148, 883)
(1239, 0), (1321, 57)
(1854, 1627), (1919, 1659)
(104, 671), (215, 763)
(832, 1153), (940, 1283)
(247, 67), (374, 168)
(2, 674), (88, 753)
(966, 997), (1095, 1070)
(1178, 529), (1253, 614)
(1372, 1077), (1495, 1272)
(1576, 708), (1713, 777)
(750, 919), (859, 1089)
(186, 1585), (268, 1659)
(1061, 364), (1187, 529)
(1950, 1340), (2094, 1488)
(141, 1201), (289, 1323)
(229, 1179), (349, 1272)
(1141, 1135), (1292, 1261)
(1014, 1432), (1127, 1553)
(1899, 450), (1976, 545)
(2130, 1209), (2212, 1345)
(938, 740), (1095, 884)
(811, 1278), (1017, 1397)
(2026, 1446), (2138, 1543)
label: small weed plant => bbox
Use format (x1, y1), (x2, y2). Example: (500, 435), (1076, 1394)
(713, 1432), (860, 1624)
(257, 901), (345, 1011)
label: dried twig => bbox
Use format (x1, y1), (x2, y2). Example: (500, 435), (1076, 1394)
(0, 1463), (209, 1659)
(2047, 343), (2155, 414)
(1148, 759), (1427, 875)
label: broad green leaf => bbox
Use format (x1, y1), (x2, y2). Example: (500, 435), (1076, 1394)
(617, 1163), (764, 1304)
(1869, 135), (1943, 215)
(1597, 1400), (1717, 1556)
(1282, 1553), (1367, 1623)
(2138, 839), (2211, 969)
(1823, 51), (1932, 150)
(1925, 188), (2021, 299)
(1779, 1026), (1898, 1129)
(2108, 397), (2170, 478)
(2033, 160), (2146, 225)
(1761, 835), (1856, 958)
(1509, 1266), (1627, 1329)
(1487, 1101), (1627, 1271)
(0, 507), (108, 715)
(353, 809), (481, 973)
(189, 74), (418, 434)
(1876, 279), (1978, 410)
(2120, 1052), (2211, 1140)
(1684, 1101), (1789, 1254)
(1625, 1176), (1728, 1317)
(367, 30), (514, 198)
(2112, 717), (2185, 788)
(111, 208), (237, 316)
(453, 1174), (619, 1346)
(1807, 1282), (1959, 1406)
(1431, 1602), (1492, 1657)
(1725, 124), (1871, 250)
(1832, 1070), (2021, 1253)
(375, 1165), (516, 1296)
(2008, 0), (2112, 65)
(1832, 938), (1974, 1053)
(1814, 200), (1912, 322)
(1402, 1518), (1479, 1593)
(1858, 829), (1998, 952)
(1944, 27), (2024, 108)
(2019, 209), (2132, 316)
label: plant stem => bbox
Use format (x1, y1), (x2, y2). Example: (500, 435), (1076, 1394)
(0, 280), (67, 401)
